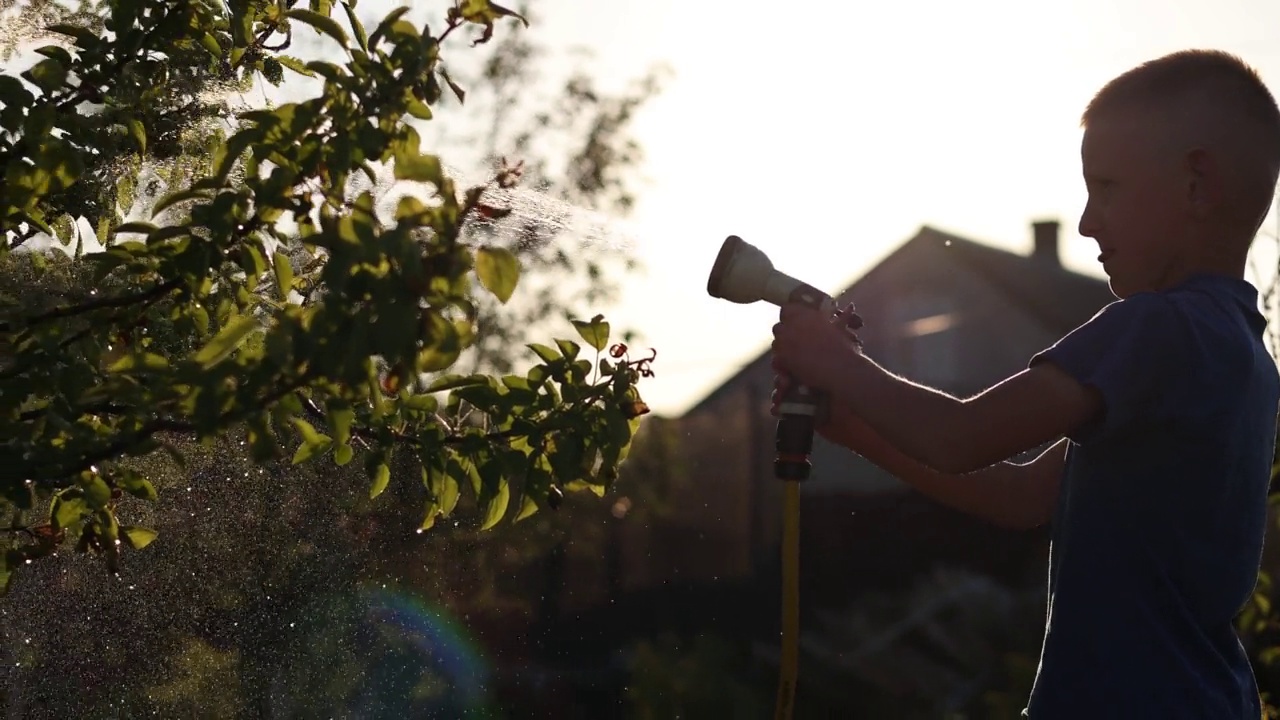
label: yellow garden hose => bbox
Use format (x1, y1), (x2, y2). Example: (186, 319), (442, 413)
(702, 233), (865, 720)
(774, 479), (801, 720)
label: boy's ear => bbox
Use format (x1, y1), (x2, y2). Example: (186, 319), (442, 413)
(1185, 147), (1220, 219)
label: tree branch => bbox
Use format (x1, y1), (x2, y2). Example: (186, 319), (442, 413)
(0, 278), (180, 333)
(24, 376), (308, 484)
(0, 282), (178, 382)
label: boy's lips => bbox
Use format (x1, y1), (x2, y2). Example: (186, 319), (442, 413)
(1098, 249), (1115, 263)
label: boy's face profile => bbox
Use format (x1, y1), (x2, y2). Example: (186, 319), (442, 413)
(1078, 112), (1192, 299)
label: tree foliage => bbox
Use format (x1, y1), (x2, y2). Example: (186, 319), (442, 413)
(0, 0), (656, 596)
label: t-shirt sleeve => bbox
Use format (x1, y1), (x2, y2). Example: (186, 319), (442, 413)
(1029, 292), (1187, 444)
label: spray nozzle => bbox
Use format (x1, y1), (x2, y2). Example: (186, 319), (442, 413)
(706, 235), (837, 315)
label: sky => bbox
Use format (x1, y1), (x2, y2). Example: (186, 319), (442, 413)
(504, 0), (1280, 416)
(8, 0), (1280, 416)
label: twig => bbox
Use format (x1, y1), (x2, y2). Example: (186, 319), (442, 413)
(0, 278), (180, 333)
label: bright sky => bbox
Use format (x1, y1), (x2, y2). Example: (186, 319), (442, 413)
(514, 0), (1280, 416)
(9, 0), (1280, 416)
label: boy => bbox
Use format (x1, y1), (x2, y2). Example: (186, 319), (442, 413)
(770, 50), (1280, 718)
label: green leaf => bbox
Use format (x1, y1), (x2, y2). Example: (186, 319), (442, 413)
(191, 305), (210, 335)
(286, 8), (349, 47)
(458, 0), (529, 27)
(210, 129), (258, 185)
(276, 55), (315, 77)
(451, 455), (483, 497)
(291, 418), (327, 446)
(0, 75), (33, 109)
(402, 394), (438, 412)
(326, 406), (354, 446)
(527, 343), (560, 363)
(439, 67), (465, 104)
(114, 221), (158, 236)
(83, 476), (111, 509)
(22, 210), (53, 236)
(126, 118), (146, 153)
(47, 23), (100, 48)
(342, 2), (368, 51)
(571, 315), (610, 352)
(145, 226), (192, 246)
(33, 45), (73, 66)
(120, 526), (158, 550)
(151, 189), (212, 216)
(406, 97), (433, 120)
(292, 437), (332, 464)
(368, 6), (411, 47)
(200, 32), (222, 56)
(108, 352), (170, 373)
(192, 315), (260, 368)
(565, 479), (606, 497)
(420, 503), (440, 531)
(515, 494), (539, 522)
(394, 147), (445, 186)
(475, 246), (520, 303)
(334, 443), (354, 466)
(438, 473), (460, 516)
(121, 476), (158, 502)
(479, 480), (510, 530)
(555, 338), (580, 361)
(424, 373), (487, 393)
(23, 58), (66, 94)
(52, 496), (88, 530)
(369, 463), (390, 499)
(273, 251), (294, 301)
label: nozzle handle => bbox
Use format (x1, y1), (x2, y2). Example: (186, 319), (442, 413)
(773, 300), (863, 482)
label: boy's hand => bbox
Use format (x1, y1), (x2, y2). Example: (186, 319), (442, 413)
(769, 301), (870, 443)
(771, 302), (863, 393)
(769, 363), (837, 437)
(771, 359), (886, 455)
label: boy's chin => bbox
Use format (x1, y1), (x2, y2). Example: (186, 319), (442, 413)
(1106, 276), (1135, 300)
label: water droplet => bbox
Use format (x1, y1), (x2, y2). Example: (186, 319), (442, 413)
(944, 239), (952, 247)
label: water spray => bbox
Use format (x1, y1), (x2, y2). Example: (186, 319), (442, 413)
(706, 235), (862, 720)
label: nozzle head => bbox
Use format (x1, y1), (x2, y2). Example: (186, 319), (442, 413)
(706, 235), (776, 305)
(707, 235), (745, 300)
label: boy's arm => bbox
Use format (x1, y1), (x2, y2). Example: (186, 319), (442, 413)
(823, 410), (1067, 529)
(829, 352), (1100, 475)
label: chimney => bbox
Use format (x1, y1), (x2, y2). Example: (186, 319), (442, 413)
(1032, 219), (1060, 266)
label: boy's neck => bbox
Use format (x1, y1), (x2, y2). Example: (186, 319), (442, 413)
(1162, 259), (1247, 290)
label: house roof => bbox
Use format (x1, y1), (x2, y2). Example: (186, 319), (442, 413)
(921, 226), (1114, 333)
(681, 224), (1115, 419)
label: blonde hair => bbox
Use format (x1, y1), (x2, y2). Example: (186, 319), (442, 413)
(1084, 50), (1280, 234)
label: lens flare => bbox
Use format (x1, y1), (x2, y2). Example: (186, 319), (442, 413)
(268, 584), (498, 719)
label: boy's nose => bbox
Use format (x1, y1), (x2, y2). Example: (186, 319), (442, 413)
(1077, 208), (1101, 239)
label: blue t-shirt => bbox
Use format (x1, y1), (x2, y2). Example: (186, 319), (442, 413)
(1024, 273), (1279, 719)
